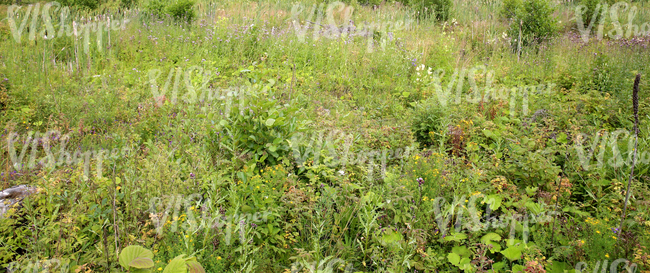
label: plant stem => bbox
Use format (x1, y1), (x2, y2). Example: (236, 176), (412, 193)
(617, 73), (641, 242)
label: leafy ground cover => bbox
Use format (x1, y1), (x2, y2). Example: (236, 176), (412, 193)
(1, 0), (650, 272)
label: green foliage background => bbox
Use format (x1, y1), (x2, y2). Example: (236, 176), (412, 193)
(1, 0), (650, 272)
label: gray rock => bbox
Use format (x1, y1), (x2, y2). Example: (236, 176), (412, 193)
(0, 185), (38, 219)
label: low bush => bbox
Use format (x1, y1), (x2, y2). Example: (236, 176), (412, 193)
(507, 0), (557, 47)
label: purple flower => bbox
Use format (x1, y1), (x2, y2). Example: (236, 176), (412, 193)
(190, 173), (195, 178)
(417, 177), (424, 187)
(251, 223), (257, 228)
(611, 227), (619, 234)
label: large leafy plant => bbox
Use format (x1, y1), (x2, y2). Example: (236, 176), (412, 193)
(118, 245), (205, 273)
(210, 79), (310, 170)
(507, 0), (557, 47)
(411, 102), (448, 148)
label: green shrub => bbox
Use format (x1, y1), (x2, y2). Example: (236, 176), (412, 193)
(410, 0), (453, 21)
(211, 80), (310, 169)
(145, 0), (195, 23)
(145, 0), (167, 17)
(577, 0), (604, 30)
(120, 0), (138, 8)
(500, 0), (523, 20)
(507, 0), (557, 47)
(166, 0), (196, 23)
(58, 0), (100, 10)
(410, 103), (447, 147)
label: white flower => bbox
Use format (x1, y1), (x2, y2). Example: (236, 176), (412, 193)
(387, 200), (391, 204)
(338, 170), (345, 176)
(427, 67), (433, 75)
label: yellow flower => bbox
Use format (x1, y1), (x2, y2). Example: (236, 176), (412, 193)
(217, 256), (222, 260)
(612, 236), (617, 240)
(581, 240), (585, 244)
(158, 268), (162, 271)
(185, 235), (189, 238)
(606, 254), (610, 258)
(596, 230), (600, 234)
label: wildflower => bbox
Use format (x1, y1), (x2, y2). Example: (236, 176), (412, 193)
(217, 256), (222, 260)
(606, 254), (610, 258)
(190, 173), (195, 178)
(596, 230), (601, 234)
(158, 268), (163, 271)
(417, 177), (424, 187)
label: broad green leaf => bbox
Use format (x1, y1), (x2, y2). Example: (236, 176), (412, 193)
(452, 246), (471, 258)
(444, 232), (467, 242)
(242, 205), (253, 213)
(500, 246), (522, 261)
(512, 264), (525, 273)
(483, 129), (494, 139)
(163, 256), (188, 273)
(118, 245), (154, 270)
(480, 233), (501, 243)
(187, 261), (205, 273)
(447, 253), (460, 266)
(129, 257), (154, 269)
(265, 118), (276, 126)
(556, 133), (567, 144)
(481, 232), (502, 253)
(492, 262), (505, 271)
(458, 258), (473, 271)
(379, 230), (403, 246)
(485, 195), (502, 211)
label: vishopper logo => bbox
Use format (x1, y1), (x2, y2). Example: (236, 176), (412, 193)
(148, 66), (214, 107)
(575, 2), (650, 42)
(148, 66), (273, 110)
(148, 194), (271, 245)
(289, 129), (416, 181)
(430, 193), (560, 244)
(5, 130), (132, 181)
(7, 1), (130, 54)
(417, 64), (555, 118)
(290, 257), (356, 273)
(6, 258), (72, 273)
(575, 258), (638, 273)
(290, 1), (414, 53)
(574, 128), (649, 171)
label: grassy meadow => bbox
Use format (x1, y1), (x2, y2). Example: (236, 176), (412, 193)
(1, 0), (650, 271)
